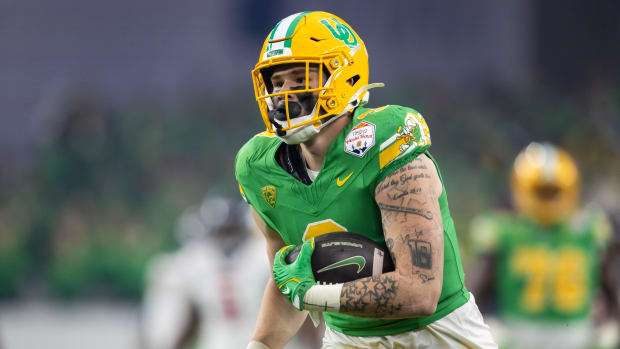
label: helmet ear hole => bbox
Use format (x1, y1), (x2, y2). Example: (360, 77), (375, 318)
(348, 75), (360, 86)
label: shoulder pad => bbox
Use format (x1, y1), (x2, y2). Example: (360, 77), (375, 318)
(572, 204), (613, 247)
(235, 131), (280, 200)
(355, 105), (431, 170)
(236, 132), (278, 172)
(469, 211), (513, 254)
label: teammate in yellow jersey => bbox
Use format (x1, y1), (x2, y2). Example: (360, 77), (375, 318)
(236, 11), (497, 349)
(467, 142), (619, 349)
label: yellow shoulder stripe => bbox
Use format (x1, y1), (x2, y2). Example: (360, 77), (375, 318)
(357, 105), (389, 119)
(379, 112), (430, 169)
(379, 139), (410, 169)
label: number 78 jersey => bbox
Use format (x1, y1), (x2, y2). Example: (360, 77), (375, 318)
(470, 208), (612, 321)
(235, 105), (470, 336)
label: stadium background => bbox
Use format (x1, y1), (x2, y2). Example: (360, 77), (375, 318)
(0, 0), (619, 348)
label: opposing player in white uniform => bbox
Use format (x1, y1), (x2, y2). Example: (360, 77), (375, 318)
(141, 196), (267, 349)
(141, 196), (320, 349)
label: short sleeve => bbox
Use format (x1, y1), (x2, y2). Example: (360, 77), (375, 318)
(372, 106), (431, 187)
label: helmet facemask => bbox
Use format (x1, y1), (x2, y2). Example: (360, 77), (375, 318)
(261, 63), (326, 140)
(254, 58), (351, 144)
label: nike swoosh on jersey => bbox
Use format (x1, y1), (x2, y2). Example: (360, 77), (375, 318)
(336, 171), (354, 187)
(282, 287), (291, 295)
(317, 256), (366, 274)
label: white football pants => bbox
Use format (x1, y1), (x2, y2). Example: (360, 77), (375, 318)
(321, 293), (497, 349)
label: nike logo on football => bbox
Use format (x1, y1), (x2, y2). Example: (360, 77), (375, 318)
(316, 256), (366, 274)
(336, 171), (354, 187)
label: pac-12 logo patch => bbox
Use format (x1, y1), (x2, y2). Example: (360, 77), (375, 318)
(261, 185), (277, 208)
(344, 121), (375, 158)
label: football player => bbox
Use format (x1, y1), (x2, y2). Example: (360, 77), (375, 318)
(140, 196), (321, 349)
(235, 11), (497, 349)
(467, 142), (619, 349)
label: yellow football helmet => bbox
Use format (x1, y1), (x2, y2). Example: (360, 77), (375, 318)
(251, 11), (383, 144)
(510, 142), (580, 226)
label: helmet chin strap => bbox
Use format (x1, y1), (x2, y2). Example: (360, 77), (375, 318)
(275, 83), (385, 145)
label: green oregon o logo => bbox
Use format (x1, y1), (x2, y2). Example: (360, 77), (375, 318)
(319, 18), (358, 48)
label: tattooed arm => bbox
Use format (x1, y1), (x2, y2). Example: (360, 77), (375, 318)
(339, 154), (444, 318)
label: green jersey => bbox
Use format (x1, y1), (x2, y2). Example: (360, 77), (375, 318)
(235, 105), (469, 336)
(470, 208), (612, 322)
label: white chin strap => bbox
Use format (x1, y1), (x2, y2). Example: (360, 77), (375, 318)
(275, 83), (385, 145)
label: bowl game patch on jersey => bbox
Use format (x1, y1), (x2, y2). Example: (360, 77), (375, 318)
(344, 121), (375, 157)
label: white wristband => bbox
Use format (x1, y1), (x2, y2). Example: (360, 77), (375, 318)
(302, 283), (343, 312)
(247, 340), (271, 349)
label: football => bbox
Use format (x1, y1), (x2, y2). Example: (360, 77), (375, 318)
(284, 232), (395, 284)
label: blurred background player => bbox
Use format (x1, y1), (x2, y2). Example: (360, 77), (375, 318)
(140, 195), (321, 349)
(467, 142), (619, 349)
